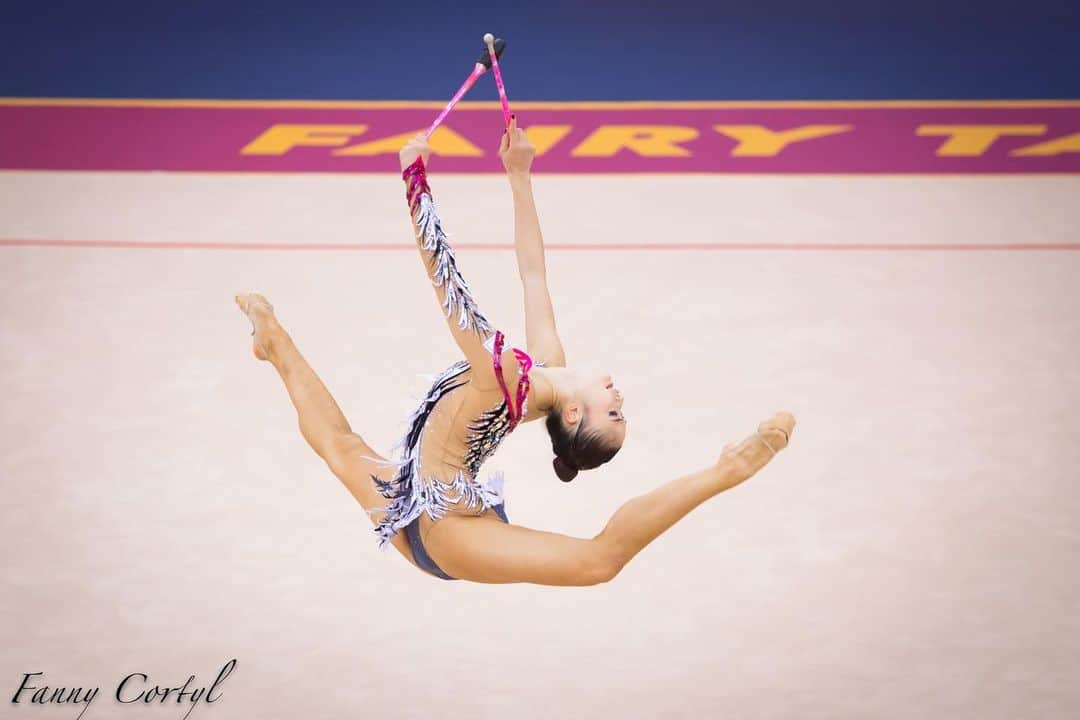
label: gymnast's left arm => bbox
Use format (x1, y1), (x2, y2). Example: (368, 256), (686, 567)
(500, 117), (567, 367)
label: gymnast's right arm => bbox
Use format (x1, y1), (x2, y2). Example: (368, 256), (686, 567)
(398, 134), (500, 379)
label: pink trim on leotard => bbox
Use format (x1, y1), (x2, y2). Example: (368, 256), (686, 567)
(492, 330), (534, 432)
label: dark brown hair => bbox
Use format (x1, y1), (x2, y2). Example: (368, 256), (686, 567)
(545, 408), (621, 482)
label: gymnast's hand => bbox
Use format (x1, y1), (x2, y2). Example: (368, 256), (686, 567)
(499, 116), (535, 176)
(399, 133), (431, 172)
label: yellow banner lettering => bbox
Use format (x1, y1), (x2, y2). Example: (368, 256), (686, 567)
(713, 125), (851, 157)
(1011, 132), (1080, 157)
(335, 126), (482, 157)
(916, 125), (1046, 156)
(571, 125), (699, 157)
(241, 124), (368, 155)
(523, 125), (573, 156)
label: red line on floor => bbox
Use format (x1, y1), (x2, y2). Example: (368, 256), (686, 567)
(2, 238), (1080, 251)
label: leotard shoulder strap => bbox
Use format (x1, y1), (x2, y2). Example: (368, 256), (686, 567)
(491, 330), (534, 432)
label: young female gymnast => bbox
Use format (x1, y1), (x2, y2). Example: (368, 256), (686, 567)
(235, 118), (795, 585)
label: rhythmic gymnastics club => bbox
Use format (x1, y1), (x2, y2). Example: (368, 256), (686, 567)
(425, 35), (507, 139)
(483, 32), (513, 128)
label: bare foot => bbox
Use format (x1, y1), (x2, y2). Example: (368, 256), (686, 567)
(234, 292), (279, 361)
(719, 411), (796, 480)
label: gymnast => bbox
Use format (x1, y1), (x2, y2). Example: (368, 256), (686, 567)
(234, 118), (795, 585)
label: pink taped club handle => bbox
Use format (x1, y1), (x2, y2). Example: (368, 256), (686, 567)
(485, 42), (512, 127)
(426, 63), (486, 139)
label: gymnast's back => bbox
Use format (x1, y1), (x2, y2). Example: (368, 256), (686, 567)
(367, 334), (538, 549)
(420, 356), (522, 484)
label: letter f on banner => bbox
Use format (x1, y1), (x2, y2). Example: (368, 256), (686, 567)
(241, 125), (369, 155)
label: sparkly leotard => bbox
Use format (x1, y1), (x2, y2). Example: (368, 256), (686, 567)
(365, 158), (538, 579)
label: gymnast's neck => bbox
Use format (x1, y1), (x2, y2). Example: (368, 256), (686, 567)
(525, 365), (574, 419)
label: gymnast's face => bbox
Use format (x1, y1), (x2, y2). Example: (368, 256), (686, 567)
(578, 373), (628, 447)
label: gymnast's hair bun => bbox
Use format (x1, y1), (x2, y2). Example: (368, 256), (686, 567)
(553, 455), (579, 483)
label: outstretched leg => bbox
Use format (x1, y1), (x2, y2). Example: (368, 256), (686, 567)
(425, 413), (795, 585)
(235, 293), (419, 566)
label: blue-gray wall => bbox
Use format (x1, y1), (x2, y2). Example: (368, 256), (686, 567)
(2, 0), (1078, 99)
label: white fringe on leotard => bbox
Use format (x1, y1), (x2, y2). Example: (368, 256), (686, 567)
(364, 190), (509, 549)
